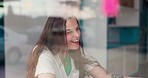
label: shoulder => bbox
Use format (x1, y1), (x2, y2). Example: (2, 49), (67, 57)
(39, 46), (54, 60)
(80, 47), (91, 56)
(35, 46), (56, 77)
(32, 45), (52, 54)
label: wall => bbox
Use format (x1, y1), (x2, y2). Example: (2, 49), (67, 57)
(81, 0), (107, 68)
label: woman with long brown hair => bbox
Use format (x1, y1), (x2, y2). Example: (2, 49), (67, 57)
(27, 16), (140, 78)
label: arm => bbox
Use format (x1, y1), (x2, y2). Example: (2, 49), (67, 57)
(38, 73), (56, 78)
(90, 66), (141, 78)
(90, 66), (110, 78)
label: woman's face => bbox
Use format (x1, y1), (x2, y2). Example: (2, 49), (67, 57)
(66, 18), (80, 50)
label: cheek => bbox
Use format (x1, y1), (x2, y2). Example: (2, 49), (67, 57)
(66, 35), (71, 43)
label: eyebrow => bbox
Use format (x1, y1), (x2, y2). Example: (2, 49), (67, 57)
(66, 26), (79, 31)
(66, 29), (72, 31)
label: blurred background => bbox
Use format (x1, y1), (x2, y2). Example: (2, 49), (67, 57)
(0, 0), (147, 78)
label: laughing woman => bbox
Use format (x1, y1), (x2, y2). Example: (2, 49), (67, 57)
(27, 16), (141, 78)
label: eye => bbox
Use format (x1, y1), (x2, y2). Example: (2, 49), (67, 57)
(66, 31), (72, 34)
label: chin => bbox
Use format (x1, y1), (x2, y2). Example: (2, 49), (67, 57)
(69, 46), (80, 50)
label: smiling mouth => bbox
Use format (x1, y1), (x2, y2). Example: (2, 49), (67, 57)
(71, 39), (79, 43)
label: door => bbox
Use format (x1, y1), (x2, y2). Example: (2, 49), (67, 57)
(120, 0), (134, 8)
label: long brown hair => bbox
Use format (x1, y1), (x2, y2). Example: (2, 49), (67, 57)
(67, 17), (100, 78)
(27, 17), (67, 78)
(27, 16), (99, 78)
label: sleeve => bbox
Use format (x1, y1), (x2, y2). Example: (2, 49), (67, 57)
(35, 49), (56, 77)
(85, 56), (100, 71)
(83, 49), (101, 71)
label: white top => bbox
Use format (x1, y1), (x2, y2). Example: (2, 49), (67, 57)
(35, 47), (98, 78)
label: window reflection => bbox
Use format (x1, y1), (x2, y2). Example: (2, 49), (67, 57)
(2, 0), (146, 78)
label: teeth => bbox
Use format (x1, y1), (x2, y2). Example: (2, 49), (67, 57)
(73, 40), (79, 42)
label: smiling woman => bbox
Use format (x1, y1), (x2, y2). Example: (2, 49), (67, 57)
(26, 16), (141, 78)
